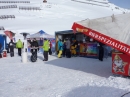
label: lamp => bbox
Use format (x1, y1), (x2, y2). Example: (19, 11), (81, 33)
(20, 32), (30, 63)
(20, 32), (30, 40)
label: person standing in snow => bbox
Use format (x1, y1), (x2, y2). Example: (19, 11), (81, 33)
(65, 38), (71, 58)
(71, 39), (78, 57)
(30, 38), (39, 59)
(8, 39), (15, 57)
(62, 40), (66, 57)
(103, 45), (109, 59)
(16, 39), (23, 56)
(57, 39), (63, 58)
(42, 38), (49, 61)
(48, 40), (52, 55)
(98, 42), (104, 61)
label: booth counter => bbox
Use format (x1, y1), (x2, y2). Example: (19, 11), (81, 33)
(112, 52), (130, 76)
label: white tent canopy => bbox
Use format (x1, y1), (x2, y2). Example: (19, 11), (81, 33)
(76, 13), (130, 45)
(72, 13), (130, 55)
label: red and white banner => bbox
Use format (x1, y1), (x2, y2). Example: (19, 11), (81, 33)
(72, 22), (130, 56)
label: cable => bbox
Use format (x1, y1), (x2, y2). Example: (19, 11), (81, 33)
(121, 91), (130, 97)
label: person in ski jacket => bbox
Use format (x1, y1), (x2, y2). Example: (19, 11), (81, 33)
(16, 39), (23, 56)
(98, 42), (104, 61)
(71, 39), (78, 57)
(48, 40), (52, 55)
(42, 38), (49, 61)
(62, 40), (66, 57)
(30, 38), (39, 58)
(65, 38), (71, 58)
(8, 39), (15, 57)
(58, 39), (63, 58)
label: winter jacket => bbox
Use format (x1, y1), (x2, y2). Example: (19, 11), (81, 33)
(50, 41), (52, 48)
(42, 40), (49, 51)
(16, 40), (23, 48)
(9, 41), (15, 49)
(66, 40), (70, 49)
(63, 42), (66, 50)
(58, 41), (63, 51)
(31, 40), (39, 48)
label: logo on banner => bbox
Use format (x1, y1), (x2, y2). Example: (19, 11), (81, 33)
(88, 31), (130, 55)
(76, 28), (88, 33)
(113, 54), (127, 73)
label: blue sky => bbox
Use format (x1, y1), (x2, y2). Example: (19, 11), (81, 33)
(108, 0), (130, 9)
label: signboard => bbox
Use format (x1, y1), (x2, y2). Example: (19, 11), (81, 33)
(112, 53), (130, 76)
(80, 43), (98, 57)
(87, 43), (98, 56)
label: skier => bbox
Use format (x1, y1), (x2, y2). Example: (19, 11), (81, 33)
(30, 38), (39, 60)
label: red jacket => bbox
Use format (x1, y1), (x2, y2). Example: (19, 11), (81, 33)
(50, 42), (52, 48)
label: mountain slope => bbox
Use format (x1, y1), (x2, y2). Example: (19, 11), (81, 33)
(0, 0), (129, 41)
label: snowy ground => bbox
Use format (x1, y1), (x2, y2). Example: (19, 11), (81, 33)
(0, 49), (130, 97)
(0, 0), (130, 97)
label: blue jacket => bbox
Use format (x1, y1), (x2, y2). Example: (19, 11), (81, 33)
(58, 41), (63, 50)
